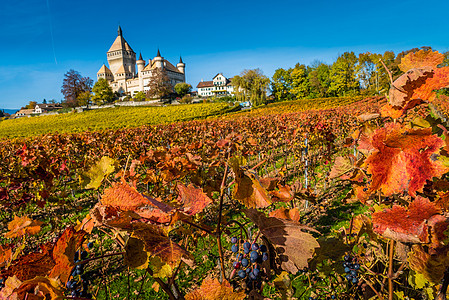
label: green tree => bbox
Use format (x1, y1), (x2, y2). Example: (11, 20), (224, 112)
(146, 68), (173, 99)
(232, 69), (269, 106)
(133, 91), (146, 101)
(174, 83), (192, 98)
(78, 91), (92, 107)
(271, 68), (293, 101)
(61, 69), (93, 107)
(92, 78), (114, 105)
(328, 52), (359, 97)
(290, 63), (309, 99)
(307, 61), (330, 98)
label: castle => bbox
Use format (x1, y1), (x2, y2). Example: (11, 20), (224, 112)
(97, 26), (186, 96)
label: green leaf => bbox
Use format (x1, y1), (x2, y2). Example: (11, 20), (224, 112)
(79, 156), (116, 189)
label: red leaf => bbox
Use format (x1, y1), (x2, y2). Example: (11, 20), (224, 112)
(412, 67), (449, 102)
(176, 183), (213, 215)
(399, 49), (445, 72)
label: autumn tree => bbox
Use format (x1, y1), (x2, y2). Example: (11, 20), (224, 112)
(61, 69), (93, 107)
(146, 68), (173, 99)
(290, 63), (309, 99)
(232, 69), (270, 106)
(307, 61), (330, 98)
(25, 101), (37, 109)
(328, 52), (359, 96)
(174, 83), (192, 98)
(77, 91), (92, 107)
(271, 68), (293, 101)
(91, 78), (114, 105)
(133, 91), (146, 101)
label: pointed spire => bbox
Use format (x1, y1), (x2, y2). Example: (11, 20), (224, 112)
(179, 56), (184, 64)
(156, 49), (161, 57)
(139, 52), (143, 60)
(118, 25), (122, 36)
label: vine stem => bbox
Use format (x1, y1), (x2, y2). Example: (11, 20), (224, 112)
(216, 150), (231, 281)
(388, 239), (394, 300)
(437, 267), (449, 299)
(148, 268), (177, 300)
(74, 251), (125, 266)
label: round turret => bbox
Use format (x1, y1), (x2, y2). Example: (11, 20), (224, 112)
(177, 56), (185, 74)
(154, 49), (164, 69)
(137, 53), (145, 73)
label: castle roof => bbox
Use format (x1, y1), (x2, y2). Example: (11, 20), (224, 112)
(108, 29), (134, 53)
(115, 65), (126, 74)
(97, 64), (112, 74)
(197, 81), (214, 88)
(164, 60), (183, 73)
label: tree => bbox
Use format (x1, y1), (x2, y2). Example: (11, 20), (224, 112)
(232, 69), (270, 106)
(25, 101), (37, 109)
(174, 83), (192, 98)
(290, 63), (309, 99)
(328, 52), (359, 97)
(92, 78), (114, 105)
(271, 68), (293, 101)
(61, 69), (93, 107)
(146, 68), (173, 99)
(133, 91), (146, 101)
(307, 61), (330, 98)
(78, 91), (92, 107)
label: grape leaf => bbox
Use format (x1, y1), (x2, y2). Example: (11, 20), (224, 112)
(232, 166), (272, 208)
(132, 227), (192, 267)
(388, 68), (433, 107)
(14, 276), (64, 300)
(0, 275), (22, 299)
(411, 66), (449, 102)
(408, 244), (449, 283)
(79, 156), (116, 189)
(357, 113), (380, 122)
(270, 184), (294, 202)
(124, 237), (149, 269)
(49, 227), (86, 283)
(365, 123), (448, 196)
(4, 215), (44, 238)
(185, 277), (246, 300)
(259, 177), (281, 191)
(176, 183), (213, 215)
(74, 213), (95, 234)
(269, 207), (301, 222)
(372, 197), (441, 243)
(0, 244), (13, 268)
(245, 209), (319, 273)
(329, 156), (353, 179)
(399, 49), (445, 72)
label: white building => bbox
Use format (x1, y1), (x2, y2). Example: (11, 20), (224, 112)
(97, 26), (186, 96)
(196, 73), (234, 97)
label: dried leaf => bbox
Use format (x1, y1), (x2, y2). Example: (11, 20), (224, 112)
(124, 237), (148, 269)
(389, 67), (433, 107)
(269, 207), (301, 223)
(365, 123), (448, 196)
(15, 276), (64, 300)
(399, 50), (445, 72)
(408, 244), (449, 283)
(185, 277), (246, 300)
(270, 185), (294, 202)
(79, 156), (116, 189)
(0, 244), (13, 268)
(5, 215), (43, 238)
(329, 156), (353, 179)
(0, 275), (22, 299)
(232, 166), (272, 208)
(49, 227), (86, 283)
(245, 209), (319, 273)
(357, 113), (380, 122)
(74, 214), (95, 234)
(177, 183), (213, 215)
(372, 197), (441, 243)
(259, 177), (281, 191)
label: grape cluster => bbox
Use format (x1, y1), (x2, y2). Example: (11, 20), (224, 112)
(343, 254), (360, 284)
(230, 237), (268, 289)
(66, 242), (94, 298)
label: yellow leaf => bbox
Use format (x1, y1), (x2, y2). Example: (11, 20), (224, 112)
(5, 215), (44, 238)
(79, 156), (116, 189)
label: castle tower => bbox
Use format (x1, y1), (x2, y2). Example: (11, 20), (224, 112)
(97, 64), (113, 81)
(153, 49), (164, 69)
(177, 56), (185, 74)
(107, 26), (136, 77)
(136, 53), (145, 91)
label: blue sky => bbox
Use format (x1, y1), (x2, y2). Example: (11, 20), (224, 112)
(1, 0), (449, 109)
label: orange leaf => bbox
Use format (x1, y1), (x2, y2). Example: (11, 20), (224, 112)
(0, 275), (22, 299)
(408, 244), (449, 283)
(75, 213), (95, 234)
(380, 103), (404, 119)
(365, 123), (448, 196)
(372, 197), (441, 243)
(49, 227), (86, 284)
(411, 66), (449, 102)
(259, 177), (281, 191)
(399, 49), (445, 72)
(14, 276), (64, 300)
(232, 167), (272, 208)
(0, 244), (13, 268)
(270, 184), (294, 202)
(245, 209), (319, 273)
(185, 277), (246, 300)
(132, 227), (192, 267)
(177, 183), (213, 215)
(388, 67), (432, 107)
(5, 215), (44, 238)
(269, 207), (301, 222)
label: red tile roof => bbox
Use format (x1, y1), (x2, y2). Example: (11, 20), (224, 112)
(196, 81), (214, 88)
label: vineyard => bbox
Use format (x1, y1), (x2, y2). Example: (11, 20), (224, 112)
(2, 50), (449, 300)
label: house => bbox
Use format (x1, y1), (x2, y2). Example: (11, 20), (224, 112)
(14, 109), (35, 117)
(34, 103), (62, 114)
(97, 26), (186, 96)
(196, 73), (234, 97)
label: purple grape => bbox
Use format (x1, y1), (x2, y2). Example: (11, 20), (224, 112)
(233, 261), (241, 269)
(231, 237), (238, 244)
(243, 242), (251, 249)
(250, 251), (259, 263)
(241, 258), (249, 267)
(238, 269), (246, 278)
(259, 244), (267, 252)
(251, 243), (259, 251)
(252, 268), (260, 277)
(231, 244), (239, 253)
(262, 252), (268, 261)
(244, 248), (250, 254)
